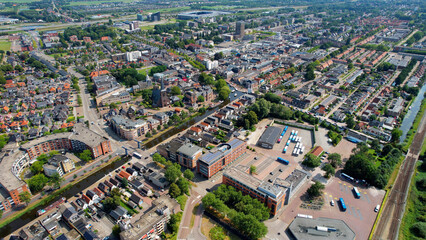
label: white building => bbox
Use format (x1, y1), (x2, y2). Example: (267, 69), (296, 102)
(126, 51), (142, 62)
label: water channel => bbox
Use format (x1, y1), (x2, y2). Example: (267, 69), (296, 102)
(0, 91), (240, 238)
(399, 82), (426, 143)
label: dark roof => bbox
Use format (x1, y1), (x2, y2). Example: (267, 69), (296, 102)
(86, 190), (97, 199)
(257, 126), (282, 146)
(129, 194), (142, 204)
(132, 162), (145, 171)
(62, 207), (77, 221)
(55, 234), (69, 240)
(82, 230), (99, 240)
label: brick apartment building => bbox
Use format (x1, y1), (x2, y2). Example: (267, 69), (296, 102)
(197, 139), (246, 178)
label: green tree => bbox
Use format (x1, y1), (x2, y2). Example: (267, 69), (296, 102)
(19, 191), (31, 206)
(167, 212), (182, 234)
(165, 164), (181, 183)
(121, 178), (128, 188)
(327, 153), (342, 168)
(307, 181), (324, 198)
(177, 177), (190, 195)
(218, 88), (230, 100)
(170, 86), (181, 95)
(28, 174), (49, 193)
(78, 149), (92, 162)
(322, 163), (335, 178)
(50, 172), (64, 189)
(302, 153), (321, 168)
(346, 116), (356, 129)
(214, 52), (224, 60)
(112, 224), (121, 237)
(109, 102), (118, 109)
(169, 183), (181, 198)
(183, 169), (194, 181)
(305, 68), (315, 81)
(371, 139), (381, 152)
(36, 154), (50, 163)
(197, 95), (205, 102)
(391, 129), (402, 142)
(30, 161), (44, 175)
(145, 132), (152, 138)
(247, 111), (258, 126)
(249, 165), (257, 174)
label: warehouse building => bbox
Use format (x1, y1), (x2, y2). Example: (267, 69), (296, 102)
(257, 126), (282, 149)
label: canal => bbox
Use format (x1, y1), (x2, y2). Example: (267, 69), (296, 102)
(399, 83), (426, 143)
(0, 156), (129, 238)
(0, 89), (244, 238)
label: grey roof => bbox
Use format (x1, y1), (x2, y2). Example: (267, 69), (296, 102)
(177, 143), (202, 157)
(21, 123), (109, 150)
(257, 126), (282, 146)
(111, 115), (147, 129)
(288, 217), (356, 240)
(199, 139), (245, 166)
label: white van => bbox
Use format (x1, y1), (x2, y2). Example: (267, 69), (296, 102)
(374, 205), (380, 212)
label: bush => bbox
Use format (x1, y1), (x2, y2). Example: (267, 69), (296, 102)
(410, 222), (426, 238)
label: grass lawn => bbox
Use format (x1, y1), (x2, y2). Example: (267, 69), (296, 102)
(140, 25), (155, 31)
(67, 0), (134, 6)
(145, 6), (191, 13)
(0, 0), (39, 2)
(201, 215), (241, 240)
(0, 40), (11, 51)
(137, 66), (153, 75)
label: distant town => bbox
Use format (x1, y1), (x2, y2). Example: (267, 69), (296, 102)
(0, 1), (425, 240)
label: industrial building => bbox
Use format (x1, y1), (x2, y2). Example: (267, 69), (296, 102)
(197, 139), (246, 178)
(288, 217), (356, 240)
(257, 126), (282, 149)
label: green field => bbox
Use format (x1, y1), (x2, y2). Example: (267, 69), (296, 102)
(66, 0), (134, 6)
(0, 40), (11, 51)
(0, 0), (40, 3)
(137, 66), (153, 76)
(145, 6), (191, 13)
(140, 25), (155, 31)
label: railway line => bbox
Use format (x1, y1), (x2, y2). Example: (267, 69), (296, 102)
(372, 112), (426, 240)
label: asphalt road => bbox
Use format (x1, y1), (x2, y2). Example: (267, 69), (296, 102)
(372, 107), (426, 240)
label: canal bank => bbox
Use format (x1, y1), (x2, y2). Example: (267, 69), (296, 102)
(399, 82), (426, 143)
(0, 156), (129, 238)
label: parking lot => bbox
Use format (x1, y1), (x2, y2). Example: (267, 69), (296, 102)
(277, 176), (385, 240)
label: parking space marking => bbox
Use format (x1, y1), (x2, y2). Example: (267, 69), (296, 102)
(364, 193), (371, 203)
(352, 207), (358, 218)
(347, 207), (353, 215)
(357, 209), (364, 220)
(339, 183), (343, 191)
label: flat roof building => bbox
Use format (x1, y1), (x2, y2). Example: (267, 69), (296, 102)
(257, 126), (282, 149)
(288, 217), (356, 240)
(197, 139), (246, 178)
(223, 166), (286, 215)
(110, 115), (149, 140)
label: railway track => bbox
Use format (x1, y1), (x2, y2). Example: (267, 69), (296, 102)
(372, 114), (426, 240)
